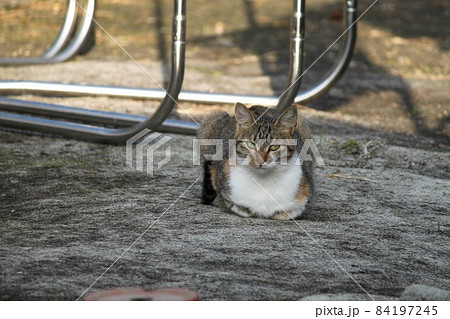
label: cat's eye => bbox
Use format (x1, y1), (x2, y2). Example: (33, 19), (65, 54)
(245, 141), (256, 149)
(269, 145), (280, 151)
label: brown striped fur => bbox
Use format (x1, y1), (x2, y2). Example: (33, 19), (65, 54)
(197, 103), (314, 219)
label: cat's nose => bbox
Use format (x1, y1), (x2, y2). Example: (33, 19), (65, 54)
(256, 159), (265, 167)
(255, 152), (266, 167)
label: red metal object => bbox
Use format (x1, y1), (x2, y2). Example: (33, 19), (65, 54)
(84, 287), (200, 301)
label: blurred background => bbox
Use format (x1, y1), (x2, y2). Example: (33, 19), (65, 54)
(1, 0), (449, 140)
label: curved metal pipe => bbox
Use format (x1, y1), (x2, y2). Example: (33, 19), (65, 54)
(0, 97), (144, 127)
(293, 0), (357, 103)
(0, 0), (357, 141)
(42, 0), (78, 59)
(0, 108), (198, 135)
(0, 0), (357, 104)
(0, 97), (198, 135)
(0, 0), (188, 142)
(53, 0), (96, 62)
(276, 0), (305, 112)
(0, 0), (95, 65)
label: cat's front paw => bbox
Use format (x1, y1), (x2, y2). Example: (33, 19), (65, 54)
(271, 211), (293, 220)
(230, 204), (253, 218)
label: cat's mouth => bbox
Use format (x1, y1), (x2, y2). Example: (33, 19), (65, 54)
(251, 162), (288, 172)
(251, 163), (273, 171)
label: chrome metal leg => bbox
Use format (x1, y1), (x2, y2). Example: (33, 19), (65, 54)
(0, 0), (358, 141)
(0, 0), (187, 142)
(294, 0), (357, 104)
(0, 0), (95, 65)
(41, 0), (78, 59)
(276, 0), (305, 111)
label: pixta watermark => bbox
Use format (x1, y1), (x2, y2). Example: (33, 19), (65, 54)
(193, 138), (325, 167)
(126, 129), (172, 175)
(127, 130), (325, 175)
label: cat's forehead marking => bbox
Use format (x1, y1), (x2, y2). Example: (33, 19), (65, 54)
(256, 122), (272, 140)
(256, 114), (276, 124)
(242, 105), (287, 142)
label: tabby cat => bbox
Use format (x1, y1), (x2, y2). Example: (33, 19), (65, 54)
(197, 103), (314, 220)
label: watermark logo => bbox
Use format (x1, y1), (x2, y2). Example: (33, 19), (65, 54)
(126, 132), (324, 174)
(193, 138), (325, 166)
(126, 129), (172, 175)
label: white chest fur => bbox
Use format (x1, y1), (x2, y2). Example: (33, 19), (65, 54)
(228, 156), (303, 218)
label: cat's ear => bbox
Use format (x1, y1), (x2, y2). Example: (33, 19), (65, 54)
(275, 106), (298, 134)
(234, 102), (254, 127)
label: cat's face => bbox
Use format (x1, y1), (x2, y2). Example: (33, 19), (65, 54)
(233, 103), (298, 170)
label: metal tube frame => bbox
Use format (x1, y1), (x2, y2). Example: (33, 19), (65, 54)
(276, 0), (305, 111)
(0, 97), (198, 135)
(0, 0), (358, 141)
(0, 0), (186, 142)
(0, 0), (95, 65)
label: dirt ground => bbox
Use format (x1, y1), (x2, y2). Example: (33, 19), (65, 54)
(0, 0), (449, 300)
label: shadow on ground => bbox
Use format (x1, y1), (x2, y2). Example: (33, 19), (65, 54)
(187, 0), (449, 139)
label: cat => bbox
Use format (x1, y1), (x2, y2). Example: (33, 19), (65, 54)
(197, 102), (314, 220)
